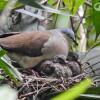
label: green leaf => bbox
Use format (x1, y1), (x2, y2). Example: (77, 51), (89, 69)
(85, 86), (100, 95)
(18, 0), (69, 16)
(78, 87), (100, 99)
(0, 48), (7, 57)
(42, 5), (69, 16)
(54, 14), (70, 28)
(18, 0), (43, 9)
(0, 58), (17, 82)
(63, 0), (85, 14)
(52, 79), (92, 100)
(0, 0), (8, 11)
(0, 55), (23, 83)
(92, 0), (100, 40)
(63, 0), (74, 11)
(72, 0), (85, 14)
(13, 1), (24, 10)
(0, 47), (22, 83)
(48, 0), (57, 5)
(0, 75), (4, 80)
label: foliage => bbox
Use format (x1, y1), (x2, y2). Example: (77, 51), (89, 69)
(18, 0), (43, 9)
(0, 48), (23, 83)
(0, 0), (8, 11)
(92, 0), (100, 40)
(0, 0), (100, 100)
(63, 0), (85, 14)
(52, 79), (92, 100)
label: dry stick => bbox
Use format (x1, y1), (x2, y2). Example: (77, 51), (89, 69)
(41, 0), (48, 4)
(85, 1), (92, 7)
(60, 84), (66, 90)
(34, 85), (52, 100)
(19, 78), (50, 98)
(70, 17), (75, 33)
(19, 91), (36, 98)
(29, 76), (58, 82)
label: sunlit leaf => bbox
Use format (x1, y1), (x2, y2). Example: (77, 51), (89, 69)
(72, 0), (85, 14)
(0, 55), (23, 83)
(63, 0), (73, 11)
(0, 0), (8, 11)
(0, 48), (23, 83)
(48, 0), (57, 5)
(52, 79), (92, 100)
(0, 56), (23, 83)
(63, 0), (85, 14)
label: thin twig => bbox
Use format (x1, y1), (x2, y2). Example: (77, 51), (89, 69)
(85, 1), (92, 7)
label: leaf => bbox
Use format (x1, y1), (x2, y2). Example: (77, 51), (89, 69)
(85, 87), (100, 95)
(15, 9), (47, 20)
(63, 0), (74, 11)
(92, 0), (100, 40)
(48, 0), (57, 5)
(89, 41), (100, 50)
(77, 87), (100, 99)
(52, 79), (92, 100)
(18, 0), (43, 9)
(72, 0), (85, 14)
(41, 5), (69, 16)
(0, 48), (23, 83)
(78, 47), (100, 86)
(63, 0), (85, 14)
(80, 94), (100, 99)
(0, 55), (23, 83)
(0, 48), (7, 57)
(13, 1), (24, 10)
(79, 47), (100, 65)
(18, 0), (70, 16)
(53, 14), (70, 28)
(0, 75), (4, 80)
(0, 0), (8, 11)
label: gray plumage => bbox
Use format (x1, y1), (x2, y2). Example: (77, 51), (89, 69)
(0, 29), (76, 68)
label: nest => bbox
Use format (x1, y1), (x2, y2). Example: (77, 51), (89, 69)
(17, 59), (86, 100)
(0, 54), (87, 100)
